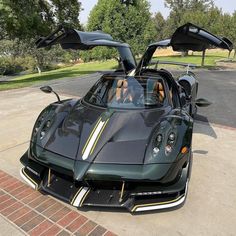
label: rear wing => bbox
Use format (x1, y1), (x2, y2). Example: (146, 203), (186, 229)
(36, 26), (136, 73)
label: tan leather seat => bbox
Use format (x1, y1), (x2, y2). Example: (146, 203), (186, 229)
(115, 79), (124, 101)
(153, 82), (165, 102)
(107, 79), (122, 102)
(115, 79), (133, 102)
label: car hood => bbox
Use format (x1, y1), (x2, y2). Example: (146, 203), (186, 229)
(35, 101), (170, 165)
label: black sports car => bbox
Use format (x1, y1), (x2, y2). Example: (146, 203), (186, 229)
(20, 23), (232, 212)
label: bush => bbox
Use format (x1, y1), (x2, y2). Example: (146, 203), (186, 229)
(0, 57), (24, 75)
(80, 47), (118, 62)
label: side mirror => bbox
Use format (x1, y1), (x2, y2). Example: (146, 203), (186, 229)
(40, 86), (61, 102)
(40, 86), (52, 94)
(195, 98), (211, 107)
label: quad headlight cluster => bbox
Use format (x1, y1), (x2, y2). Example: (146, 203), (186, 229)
(39, 119), (52, 139)
(152, 131), (177, 157)
(33, 106), (55, 140)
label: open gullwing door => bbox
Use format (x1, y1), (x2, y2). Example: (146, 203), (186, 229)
(36, 25), (137, 73)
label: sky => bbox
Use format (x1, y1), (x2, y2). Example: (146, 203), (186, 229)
(79, 0), (236, 24)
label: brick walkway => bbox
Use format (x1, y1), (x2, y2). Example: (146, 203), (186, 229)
(0, 170), (116, 236)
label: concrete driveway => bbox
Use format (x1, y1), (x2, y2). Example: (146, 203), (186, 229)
(0, 85), (236, 236)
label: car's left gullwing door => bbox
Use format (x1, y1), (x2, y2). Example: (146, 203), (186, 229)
(36, 25), (137, 73)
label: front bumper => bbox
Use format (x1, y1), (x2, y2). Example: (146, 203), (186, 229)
(20, 153), (190, 213)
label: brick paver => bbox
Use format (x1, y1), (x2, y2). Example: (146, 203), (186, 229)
(75, 220), (97, 236)
(29, 220), (53, 236)
(0, 169), (117, 236)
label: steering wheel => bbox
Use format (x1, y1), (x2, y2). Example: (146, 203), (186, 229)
(144, 92), (163, 105)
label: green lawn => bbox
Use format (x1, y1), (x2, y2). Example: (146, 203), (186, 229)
(0, 50), (232, 91)
(0, 60), (117, 91)
(153, 50), (231, 67)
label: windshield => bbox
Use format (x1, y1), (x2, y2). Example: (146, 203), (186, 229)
(83, 75), (168, 109)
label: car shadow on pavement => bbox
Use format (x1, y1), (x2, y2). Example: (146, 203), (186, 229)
(194, 113), (217, 139)
(79, 204), (185, 215)
(193, 150), (208, 155)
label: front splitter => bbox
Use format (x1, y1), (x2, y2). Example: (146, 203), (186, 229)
(20, 165), (189, 213)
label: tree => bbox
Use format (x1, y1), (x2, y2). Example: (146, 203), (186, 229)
(0, 0), (82, 40)
(0, 0), (82, 73)
(152, 12), (167, 41)
(86, 0), (156, 58)
(50, 0), (82, 29)
(164, 0), (215, 36)
(230, 11), (236, 58)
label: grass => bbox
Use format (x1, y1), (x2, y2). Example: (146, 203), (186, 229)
(0, 60), (117, 91)
(0, 50), (233, 91)
(153, 50), (231, 68)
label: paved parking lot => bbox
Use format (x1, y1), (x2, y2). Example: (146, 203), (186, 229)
(1, 70), (236, 235)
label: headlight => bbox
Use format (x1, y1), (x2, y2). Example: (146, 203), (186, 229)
(153, 147), (160, 155)
(152, 133), (163, 156)
(165, 131), (177, 155)
(165, 145), (172, 155)
(34, 112), (48, 136)
(40, 131), (46, 139)
(168, 132), (175, 142)
(39, 119), (53, 139)
(33, 105), (55, 138)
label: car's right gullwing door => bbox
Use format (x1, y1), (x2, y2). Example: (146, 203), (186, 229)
(135, 23), (233, 71)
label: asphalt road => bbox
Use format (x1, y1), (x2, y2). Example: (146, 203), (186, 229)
(37, 70), (236, 128)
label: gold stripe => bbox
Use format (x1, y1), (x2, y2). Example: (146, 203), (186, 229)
(47, 168), (51, 187)
(89, 118), (109, 155)
(79, 189), (90, 207)
(131, 195), (184, 212)
(119, 181), (125, 202)
(82, 117), (102, 154)
(71, 187), (83, 204)
(22, 168), (38, 190)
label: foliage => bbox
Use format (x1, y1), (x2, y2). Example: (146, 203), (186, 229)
(163, 0), (218, 36)
(50, 0), (82, 29)
(152, 12), (167, 40)
(0, 0), (82, 40)
(0, 0), (82, 74)
(86, 0), (156, 59)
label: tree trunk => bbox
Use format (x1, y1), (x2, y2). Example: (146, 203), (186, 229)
(234, 49), (236, 59)
(36, 66), (41, 74)
(201, 49), (206, 66)
(181, 51), (188, 57)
